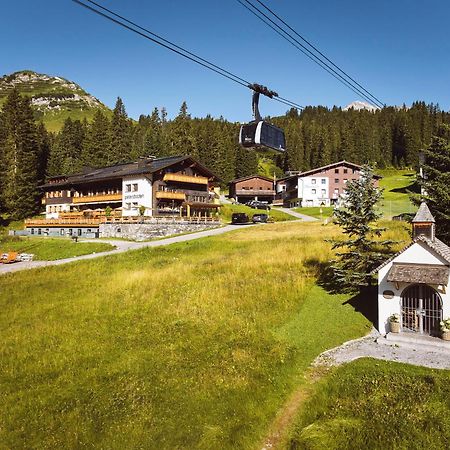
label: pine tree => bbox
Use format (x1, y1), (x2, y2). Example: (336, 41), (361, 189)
(329, 165), (395, 292)
(109, 97), (132, 163)
(0, 89), (40, 219)
(82, 109), (111, 167)
(419, 124), (450, 244)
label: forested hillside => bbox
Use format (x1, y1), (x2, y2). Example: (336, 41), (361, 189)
(1, 83), (449, 219)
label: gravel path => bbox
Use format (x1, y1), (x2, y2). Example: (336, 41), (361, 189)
(272, 207), (318, 221)
(313, 328), (450, 370)
(0, 224), (251, 276)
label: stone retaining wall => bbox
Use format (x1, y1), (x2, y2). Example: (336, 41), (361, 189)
(99, 222), (220, 241)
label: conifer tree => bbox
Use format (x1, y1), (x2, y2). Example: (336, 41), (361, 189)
(0, 89), (40, 218)
(82, 109), (111, 167)
(419, 124), (450, 244)
(109, 97), (132, 163)
(329, 165), (395, 292)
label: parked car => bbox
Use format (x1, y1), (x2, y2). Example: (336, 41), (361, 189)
(231, 212), (249, 224)
(248, 200), (271, 210)
(252, 213), (269, 223)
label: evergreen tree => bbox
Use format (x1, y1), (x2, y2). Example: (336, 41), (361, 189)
(419, 124), (450, 244)
(82, 109), (111, 167)
(0, 89), (40, 218)
(329, 165), (395, 292)
(109, 97), (132, 163)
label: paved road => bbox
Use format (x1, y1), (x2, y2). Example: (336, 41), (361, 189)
(273, 207), (318, 221)
(0, 224), (250, 276)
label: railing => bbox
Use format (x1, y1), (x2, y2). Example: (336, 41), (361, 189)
(72, 193), (122, 204)
(156, 191), (186, 200)
(235, 189), (275, 196)
(104, 216), (220, 224)
(25, 218), (103, 226)
(163, 173), (208, 185)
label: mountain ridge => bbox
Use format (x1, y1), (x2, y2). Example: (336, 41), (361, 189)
(0, 70), (110, 132)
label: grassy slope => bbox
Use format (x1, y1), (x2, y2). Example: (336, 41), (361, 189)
(378, 168), (418, 218)
(0, 236), (114, 261)
(293, 207), (334, 219)
(289, 358), (450, 450)
(220, 203), (295, 223)
(0, 222), (386, 449)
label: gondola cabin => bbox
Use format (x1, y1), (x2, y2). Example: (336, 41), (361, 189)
(239, 121), (286, 152)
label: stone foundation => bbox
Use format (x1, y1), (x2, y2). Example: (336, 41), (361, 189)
(99, 222), (220, 241)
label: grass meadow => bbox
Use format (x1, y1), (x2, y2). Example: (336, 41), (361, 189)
(220, 203), (295, 223)
(0, 236), (114, 260)
(1, 220), (405, 449)
(288, 359), (450, 450)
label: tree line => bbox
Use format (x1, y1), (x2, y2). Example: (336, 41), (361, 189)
(1, 87), (450, 219)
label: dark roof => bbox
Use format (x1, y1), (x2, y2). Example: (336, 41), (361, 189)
(374, 235), (450, 273)
(387, 262), (449, 285)
(412, 202), (435, 223)
(229, 174), (274, 184)
(41, 155), (219, 188)
(278, 161), (382, 182)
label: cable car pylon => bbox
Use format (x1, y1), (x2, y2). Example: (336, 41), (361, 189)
(239, 83), (287, 153)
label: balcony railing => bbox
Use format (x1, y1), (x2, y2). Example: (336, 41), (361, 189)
(25, 218), (103, 227)
(235, 189), (275, 196)
(72, 193), (122, 204)
(156, 191), (186, 200)
(163, 173), (208, 185)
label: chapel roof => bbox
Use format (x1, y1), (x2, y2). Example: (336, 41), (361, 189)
(412, 202), (435, 223)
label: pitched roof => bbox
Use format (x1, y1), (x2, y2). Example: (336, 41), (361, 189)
(278, 160), (382, 182)
(228, 174), (274, 184)
(412, 202), (435, 223)
(373, 235), (450, 273)
(41, 155), (219, 187)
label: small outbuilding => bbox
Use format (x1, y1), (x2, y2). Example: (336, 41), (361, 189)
(376, 202), (450, 336)
(228, 175), (275, 204)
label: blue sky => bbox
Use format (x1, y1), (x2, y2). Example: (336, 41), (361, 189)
(2, 0), (450, 121)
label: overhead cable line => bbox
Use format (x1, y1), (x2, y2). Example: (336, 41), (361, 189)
(237, 0), (385, 109)
(72, 0), (304, 111)
(252, 0), (385, 108)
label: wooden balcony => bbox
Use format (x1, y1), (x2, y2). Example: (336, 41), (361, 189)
(25, 218), (103, 227)
(156, 191), (186, 200)
(163, 173), (208, 185)
(235, 189), (275, 196)
(72, 193), (122, 204)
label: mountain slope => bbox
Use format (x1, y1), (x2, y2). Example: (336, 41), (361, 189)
(0, 70), (110, 132)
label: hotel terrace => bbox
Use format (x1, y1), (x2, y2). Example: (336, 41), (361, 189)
(26, 155), (221, 237)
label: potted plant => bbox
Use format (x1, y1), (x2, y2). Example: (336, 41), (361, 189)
(389, 313), (400, 333)
(440, 318), (450, 341)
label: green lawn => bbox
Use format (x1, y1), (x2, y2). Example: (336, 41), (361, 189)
(0, 236), (114, 261)
(378, 168), (418, 218)
(0, 222), (378, 449)
(220, 203), (295, 223)
(293, 207), (334, 219)
(288, 358), (450, 450)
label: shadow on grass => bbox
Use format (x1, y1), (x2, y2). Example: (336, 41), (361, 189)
(305, 258), (378, 327)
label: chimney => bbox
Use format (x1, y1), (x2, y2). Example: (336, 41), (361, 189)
(412, 202), (435, 241)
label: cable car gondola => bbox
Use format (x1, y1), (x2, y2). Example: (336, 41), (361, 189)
(239, 84), (286, 152)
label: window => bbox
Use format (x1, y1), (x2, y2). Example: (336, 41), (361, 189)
(343, 168), (348, 174)
(311, 189), (316, 194)
(31, 228), (34, 235)
(335, 178), (339, 183)
(126, 202), (131, 210)
(126, 184), (132, 192)
(68, 229), (73, 235)
(311, 179), (316, 185)
(353, 169), (357, 174)
(321, 189), (326, 195)
(132, 183), (138, 192)
(334, 188), (339, 194)
(60, 229), (64, 236)
(321, 179), (326, 184)
(344, 179), (348, 184)
(38, 228), (42, 235)
(334, 168), (339, 174)
(78, 229), (82, 236)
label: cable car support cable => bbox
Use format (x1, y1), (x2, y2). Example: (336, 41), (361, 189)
(73, 0), (303, 111)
